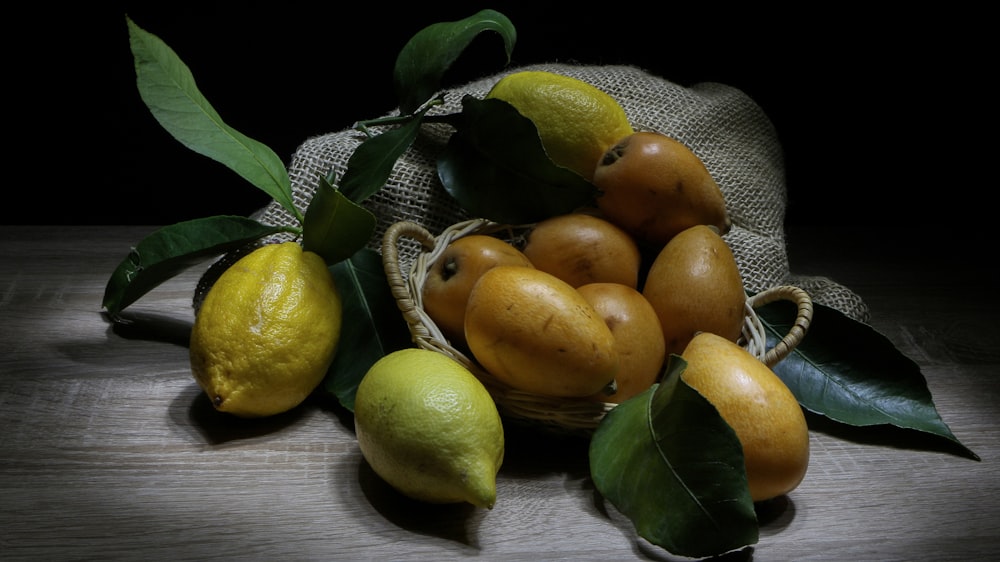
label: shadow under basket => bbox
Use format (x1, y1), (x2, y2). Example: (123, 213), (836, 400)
(381, 218), (814, 434)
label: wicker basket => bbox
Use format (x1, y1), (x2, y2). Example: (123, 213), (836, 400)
(381, 218), (814, 433)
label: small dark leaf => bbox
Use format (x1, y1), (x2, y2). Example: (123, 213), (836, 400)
(394, 9), (516, 115)
(339, 113), (425, 204)
(303, 173), (377, 265)
(102, 216), (290, 315)
(126, 17), (300, 221)
(325, 249), (412, 411)
(758, 300), (979, 460)
(590, 357), (758, 558)
(437, 96), (597, 224)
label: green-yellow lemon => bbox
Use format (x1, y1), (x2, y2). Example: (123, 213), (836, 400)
(487, 70), (634, 181)
(190, 241), (342, 418)
(354, 348), (505, 509)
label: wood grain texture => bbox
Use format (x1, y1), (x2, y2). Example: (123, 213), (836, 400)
(1, 225), (998, 561)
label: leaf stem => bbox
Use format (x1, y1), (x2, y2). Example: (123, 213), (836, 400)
(353, 97), (462, 137)
(279, 224), (304, 237)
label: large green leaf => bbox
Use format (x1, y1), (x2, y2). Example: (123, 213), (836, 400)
(393, 9), (516, 115)
(590, 357), (758, 558)
(437, 96), (598, 224)
(758, 300), (979, 460)
(126, 17), (301, 222)
(339, 112), (426, 204)
(102, 216), (290, 316)
(302, 172), (377, 265)
(325, 249), (413, 412)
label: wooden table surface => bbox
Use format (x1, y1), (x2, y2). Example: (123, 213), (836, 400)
(2, 225), (997, 561)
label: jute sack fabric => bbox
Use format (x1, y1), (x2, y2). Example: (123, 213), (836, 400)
(253, 62), (870, 323)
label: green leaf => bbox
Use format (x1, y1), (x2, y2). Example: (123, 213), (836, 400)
(394, 9), (516, 115)
(758, 300), (979, 460)
(590, 357), (758, 558)
(302, 172), (377, 265)
(325, 249), (413, 411)
(102, 216), (290, 316)
(437, 96), (598, 224)
(339, 112), (425, 204)
(126, 17), (302, 223)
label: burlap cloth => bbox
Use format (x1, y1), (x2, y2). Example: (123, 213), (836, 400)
(252, 63), (870, 324)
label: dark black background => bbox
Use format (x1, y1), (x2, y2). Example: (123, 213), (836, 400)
(14, 3), (989, 235)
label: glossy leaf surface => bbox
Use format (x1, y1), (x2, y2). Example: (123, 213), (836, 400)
(589, 357), (758, 558)
(437, 96), (597, 224)
(126, 17), (300, 221)
(339, 113), (425, 204)
(102, 216), (288, 315)
(325, 249), (412, 412)
(393, 9), (516, 115)
(758, 300), (979, 460)
(303, 173), (377, 265)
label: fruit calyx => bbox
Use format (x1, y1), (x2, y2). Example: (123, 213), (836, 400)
(598, 140), (627, 167)
(441, 256), (459, 281)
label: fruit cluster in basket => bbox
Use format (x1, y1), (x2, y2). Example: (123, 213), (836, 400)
(413, 72), (751, 408)
(377, 67), (811, 504)
(419, 69), (786, 394)
(420, 213), (745, 405)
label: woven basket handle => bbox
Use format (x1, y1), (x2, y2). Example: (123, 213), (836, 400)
(748, 285), (814, 367)
(381, 221), (438, 340)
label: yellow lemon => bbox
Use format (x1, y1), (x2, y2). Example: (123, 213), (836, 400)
(354, 348), (505, 509)
(189, 241), (342, 418)
(487, 70), (634, 181)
